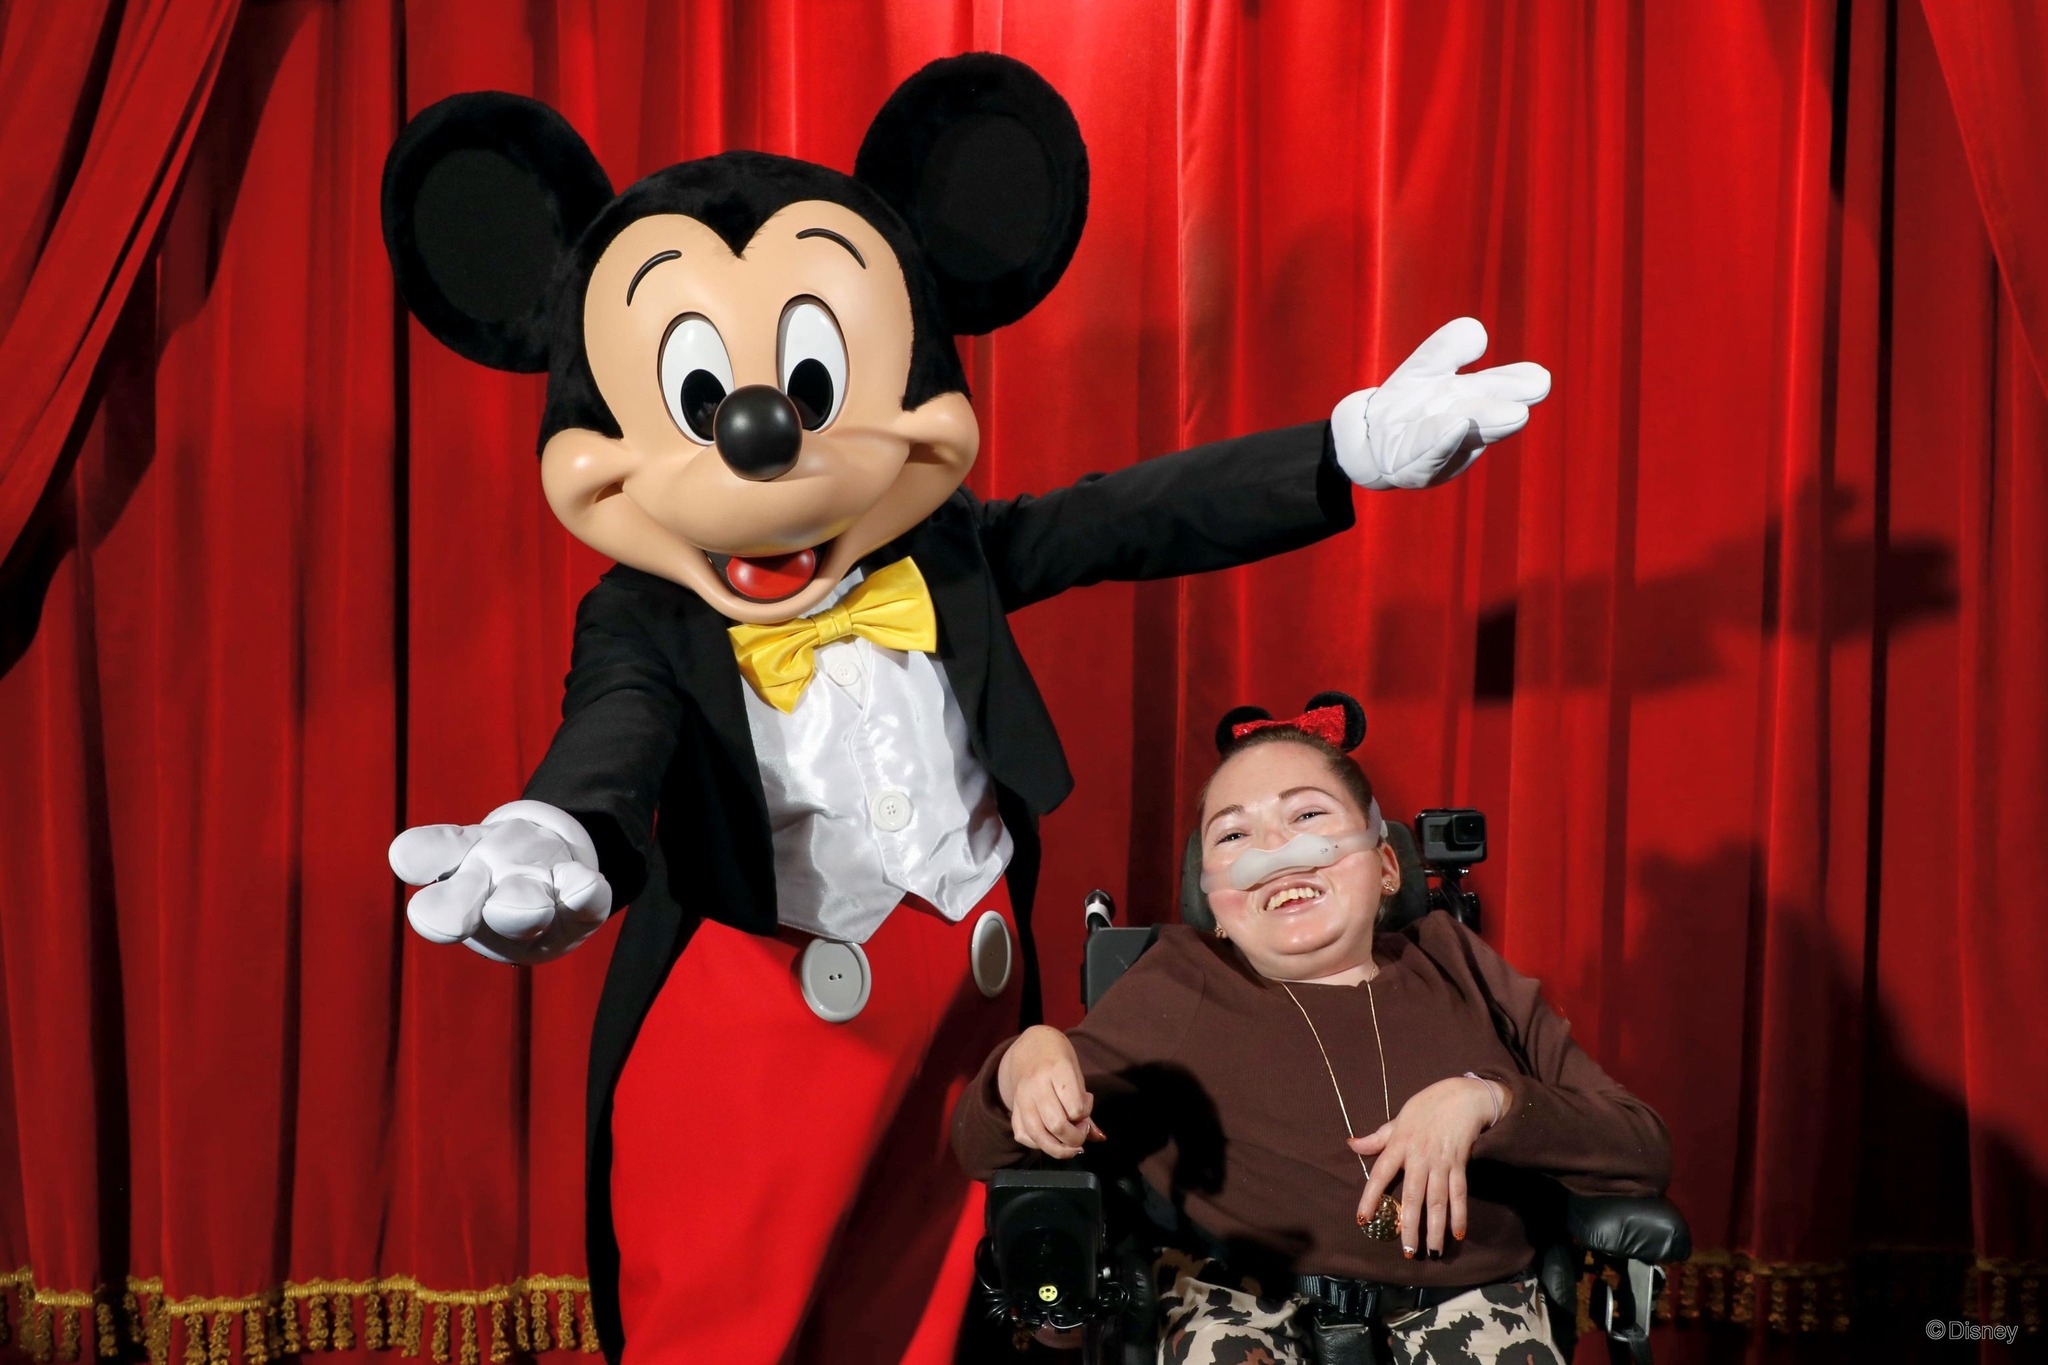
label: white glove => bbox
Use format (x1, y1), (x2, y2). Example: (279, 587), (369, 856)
(389, 800), (613, 965)
(1331, 317), (1551, 490)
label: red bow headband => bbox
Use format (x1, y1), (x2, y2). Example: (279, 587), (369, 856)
(1230, 704), (1352, 751)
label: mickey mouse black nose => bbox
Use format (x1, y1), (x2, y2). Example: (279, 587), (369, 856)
(713, 384), (804, 481)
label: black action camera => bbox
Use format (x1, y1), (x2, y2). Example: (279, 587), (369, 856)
(1414, 807), (1486, 867)
(1414, 807), (1486, 930)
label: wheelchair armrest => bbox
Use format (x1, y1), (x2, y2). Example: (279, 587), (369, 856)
(1565, 1194), (1692, 1265)
(1566, 1199), (1687, 1365)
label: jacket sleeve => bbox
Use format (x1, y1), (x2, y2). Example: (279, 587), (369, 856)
(972, 421), (1356, 613)
(951, 937), (1207, 1180)
(522, 583), (686, 906)
(1445, 919), (1675, 1197)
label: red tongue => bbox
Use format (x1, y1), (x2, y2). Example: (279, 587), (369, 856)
(725, 548), (818, 601)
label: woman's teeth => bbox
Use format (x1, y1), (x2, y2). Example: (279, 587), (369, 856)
(1262, 886), (1321, 912)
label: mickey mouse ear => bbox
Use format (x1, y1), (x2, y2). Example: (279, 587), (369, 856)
(1303, 691), (1368, 752)
(854, 53), (1089, 336)
(1215, 706), (1273, 754)
(381, 92), (613, 372)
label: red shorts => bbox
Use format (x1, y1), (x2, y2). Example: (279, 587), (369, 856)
(609, 879), (1021, 1364)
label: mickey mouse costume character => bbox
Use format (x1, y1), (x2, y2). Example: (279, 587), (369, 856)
(379, 54), (1548, 1365)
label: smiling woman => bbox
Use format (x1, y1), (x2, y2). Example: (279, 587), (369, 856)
(952, 697), (1673, 1364)
(1196, 716), (1395, 986)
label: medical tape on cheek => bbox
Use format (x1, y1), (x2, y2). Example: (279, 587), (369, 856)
(1198, 800), (1385, 894)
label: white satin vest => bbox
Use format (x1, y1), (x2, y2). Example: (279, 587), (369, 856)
(738, 567), (1013, 943)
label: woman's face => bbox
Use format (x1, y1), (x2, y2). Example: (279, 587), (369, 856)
(1198, 741), (1399, 982)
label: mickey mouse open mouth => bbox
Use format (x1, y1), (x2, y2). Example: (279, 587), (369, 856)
(708, 543), (826, 603)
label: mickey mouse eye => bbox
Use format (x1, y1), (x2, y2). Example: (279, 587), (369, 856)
(658, 314), (733, 444)
(777, 298), (847, 430)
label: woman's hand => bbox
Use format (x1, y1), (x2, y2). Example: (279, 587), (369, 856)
(997, 1025), (1107, 1159)
(1348, 1075), (1505, 1258)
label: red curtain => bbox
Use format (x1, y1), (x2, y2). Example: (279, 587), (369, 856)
(0, 0), (243, 558)
(1, 2), (2043, 1363)
(1919, 0), (2048, 393)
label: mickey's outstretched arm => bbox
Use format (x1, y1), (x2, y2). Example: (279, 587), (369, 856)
(974, 421), (1352, 613)
(521, 586), (687, 905)
(975, 318), (1548, 612)
(390, 585), (685, 964)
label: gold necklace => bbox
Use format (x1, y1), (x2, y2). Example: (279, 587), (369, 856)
(1280, 975), (1402, 1242)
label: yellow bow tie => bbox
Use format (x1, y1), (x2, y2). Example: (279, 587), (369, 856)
(728, 557), (939, 713)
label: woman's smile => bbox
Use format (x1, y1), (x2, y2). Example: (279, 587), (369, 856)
(1256, 876), (1329, 914)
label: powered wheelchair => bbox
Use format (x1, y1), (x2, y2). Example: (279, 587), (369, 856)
(974, 812), (1690, 1365)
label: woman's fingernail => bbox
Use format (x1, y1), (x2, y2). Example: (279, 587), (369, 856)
(1356, 1211), (1368, 1226)
(1427, 1249), (1442, 1261)
(1454, 1230), (1466, 1241)
(1402, 1247), (1414, 1259)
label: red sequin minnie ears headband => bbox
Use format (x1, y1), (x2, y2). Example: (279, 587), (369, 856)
(1230, 705), (1350, 750)
(1213, 690), (1368, 754)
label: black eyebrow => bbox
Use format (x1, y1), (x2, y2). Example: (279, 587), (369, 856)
(627, 250), (682, 305)
(795, 227), (865, 268)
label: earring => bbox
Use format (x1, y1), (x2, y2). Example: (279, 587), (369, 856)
(1382, 881), (1397, 894)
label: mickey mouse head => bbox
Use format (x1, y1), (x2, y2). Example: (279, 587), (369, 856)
(381, 55), (1087, 622)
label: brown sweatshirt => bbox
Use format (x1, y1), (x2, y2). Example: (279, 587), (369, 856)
(951, 911), (1672, 1287)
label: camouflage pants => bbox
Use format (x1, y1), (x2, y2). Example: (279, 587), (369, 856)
(1154, 1249), (1564, 1365)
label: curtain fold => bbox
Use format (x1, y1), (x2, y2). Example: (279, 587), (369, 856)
(1, 3), (2043, 1363)
(1918, 0), (2048, 395)
(0, 0), (243, 562)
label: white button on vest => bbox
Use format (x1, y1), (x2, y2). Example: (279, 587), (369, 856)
(825, 654), (862, 688)
(969, 910), (1012, 998)
(798, 939), (871, 1023)
(870, 789), (912, 832)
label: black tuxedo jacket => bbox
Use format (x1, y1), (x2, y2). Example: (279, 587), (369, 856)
(523, 420), (1355, 1357)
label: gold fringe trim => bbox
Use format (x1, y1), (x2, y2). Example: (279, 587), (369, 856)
(0, 1268), (600, 1363)
(1569, 1246), (2047, 1337)
(10, 1247), (2033, 1358)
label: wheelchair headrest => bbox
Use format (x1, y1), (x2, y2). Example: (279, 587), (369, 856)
(1178, 822), (1431, 933)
